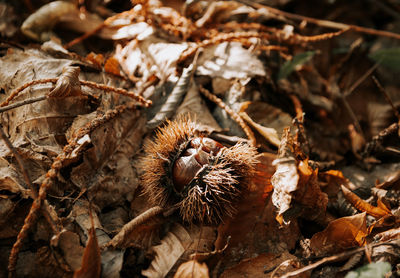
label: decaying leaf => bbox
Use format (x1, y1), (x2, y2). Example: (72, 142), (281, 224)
(142, 223), (216, 278)
(196, 42), (266, 79)
(73, 226), (101, 278)
(271, 128), (328, 224)
(341, 185), (392, 219)
(174, 260), (209, 278)
(310, 213), (368, 256)
(344, 261), (391, 278)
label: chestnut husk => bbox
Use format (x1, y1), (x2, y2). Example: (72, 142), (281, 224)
(141, 117), (258, 223)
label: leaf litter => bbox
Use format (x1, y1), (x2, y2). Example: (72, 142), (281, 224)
(1, 0), (400, 277)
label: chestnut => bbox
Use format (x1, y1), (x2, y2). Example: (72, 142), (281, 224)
(141, 117), (257, 223)
(172, 137), (223, 192)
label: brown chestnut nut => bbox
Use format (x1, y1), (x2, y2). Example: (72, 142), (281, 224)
(141, 117), (258, 224)
(172, 137), (223, 192)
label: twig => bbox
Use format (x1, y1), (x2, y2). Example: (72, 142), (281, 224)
(237, 0), (400, 40)
(0, 96), (47, 113)
(79, 80), (152, 107)
(372, 76), (400, 121)
(1, 78), (152, 110)
(105, 206), (164, 249)
(344, 63), (379, 97)
(199, 86), (256, 147)
(0, 78), (57, 107)
(362, 122), (399, 157)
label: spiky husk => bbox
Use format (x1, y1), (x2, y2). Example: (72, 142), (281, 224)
(141, 117), (198, 207)
(141, 118), (258, 224)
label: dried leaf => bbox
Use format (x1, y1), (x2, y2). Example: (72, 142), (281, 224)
(239, 111), (280, 147)
(175, 82), (222, 133)
(278, 51), (315, 80)
(174, 260), (209, 278)
(196, 42), (266, 79)
(21, 1), (78, 41)
(104, 57), (122, 76)
(142, 223), (215, 278)
(310, 213), (367, 256)
(73, 227), (101, 278)
(141, 224), (192, 278)
(341, 185), (391, 219)
(147, 63), (194, 128)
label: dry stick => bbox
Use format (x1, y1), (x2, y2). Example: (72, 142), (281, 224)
(238, 0), (400, 40)
(79, 80), (152, 107)
(0, 78), (57, 107)
(1, 78), (152, 109)
(7, 103), (135, 276)
(105, 206), (164, 249)
(372, 76), (400, 121)
(64, 23), (105, 49)
(199, 86), (256, 147)
(0, 95), (47, 113)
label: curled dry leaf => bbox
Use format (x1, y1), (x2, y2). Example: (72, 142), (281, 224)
(341, 185), (392, 219)
(73, 226), (101, 278)
(174, 260), (209, 278)
(310, 213), (368, 256)
(21, 1), (78, 41)
(48, 66), (82, 98)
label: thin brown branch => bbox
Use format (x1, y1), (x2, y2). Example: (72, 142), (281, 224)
(238, 0), (400, 40)
(199, 86), (256, 147)
(0, 95), (47, 113)
(80, 80), (152, 107)
(372, 76), (400, 121)
(0, 78), (57, 107)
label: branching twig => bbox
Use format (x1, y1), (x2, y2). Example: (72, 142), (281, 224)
(199, 86), (256, 147)
(1, 77), (152, 109)
(237, 0), (400, 40)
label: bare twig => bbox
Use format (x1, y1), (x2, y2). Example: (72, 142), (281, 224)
(372, 76), (400, 121)
(0, 96), (47, 113)
(199, 86), (256, 147)
(237, 0), (400, 40)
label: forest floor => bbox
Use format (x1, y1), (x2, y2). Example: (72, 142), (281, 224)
(0, 0), (400, 277)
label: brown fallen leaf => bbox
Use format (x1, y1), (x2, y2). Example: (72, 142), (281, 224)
(174, 260), (209, 278)
(341, 185), (391, 219)
(310, 212), (367, 256)
(73, 223), (101, 278)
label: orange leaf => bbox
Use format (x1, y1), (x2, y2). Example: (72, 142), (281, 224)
(341, 185), (391, 218)
(104, 57), (121, 76)
(310, 213), (367, 256)
(73, 226), (101, 278)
